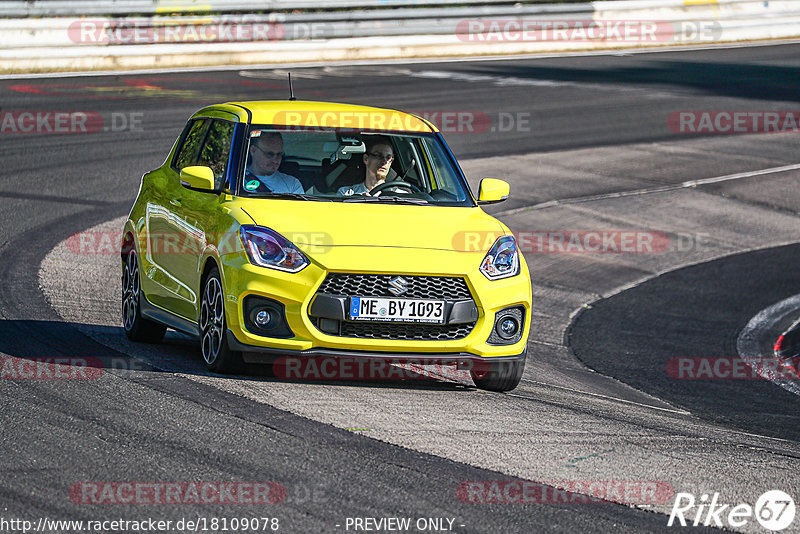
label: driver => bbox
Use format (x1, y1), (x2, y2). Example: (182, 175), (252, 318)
(337, 135), (397, 196)
(244, 131), (304, 194)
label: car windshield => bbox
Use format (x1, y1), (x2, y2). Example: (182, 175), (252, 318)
(240, 127), (474, 206)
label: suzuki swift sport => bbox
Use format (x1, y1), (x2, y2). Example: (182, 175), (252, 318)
(122, 101), (531, 391)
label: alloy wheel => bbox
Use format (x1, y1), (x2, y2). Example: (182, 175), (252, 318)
(122, 252), (140, 332)
(200, 275), (225, 365)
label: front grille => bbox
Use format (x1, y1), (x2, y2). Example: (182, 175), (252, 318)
(317, 273), (471, 300)
(311, 273), (477, 340)
(339, 321), (475, 340)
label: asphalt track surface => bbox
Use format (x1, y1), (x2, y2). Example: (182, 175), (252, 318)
(2, 43), (800, 533)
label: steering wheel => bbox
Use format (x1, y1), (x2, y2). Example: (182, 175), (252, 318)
(369, 181), (430, 199)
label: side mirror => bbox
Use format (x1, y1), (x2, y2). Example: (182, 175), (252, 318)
(180, 166), (215, 192)
(477, 178), (510, 205)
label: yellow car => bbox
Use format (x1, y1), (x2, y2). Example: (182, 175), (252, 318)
(122, 101), (531, 391)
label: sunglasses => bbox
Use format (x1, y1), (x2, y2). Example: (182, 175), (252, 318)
(254, 146), (284, 159)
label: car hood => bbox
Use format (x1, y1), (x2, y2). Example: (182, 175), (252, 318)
(237, 200), (507, 253)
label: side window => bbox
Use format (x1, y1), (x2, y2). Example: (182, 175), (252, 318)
(197, 120), (235, 189)
(173, 119), (209, 171)
(422, 137), (466, 201)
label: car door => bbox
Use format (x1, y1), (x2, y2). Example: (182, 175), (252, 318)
(170, 118), (237, 321)
(144, 117), (209, 318)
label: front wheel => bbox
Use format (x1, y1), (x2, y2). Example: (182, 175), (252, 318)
(122, 250), (166, 343)
(199, 266), (243, 373)
(470, 354), (526, 392)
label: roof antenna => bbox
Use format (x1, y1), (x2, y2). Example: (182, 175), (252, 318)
(288, 72), (296, 101)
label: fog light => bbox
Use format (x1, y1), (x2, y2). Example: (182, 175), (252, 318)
(496, 316), (520, 340)
(500, 318), (518, 336)
(243, 296), (293, 338)
(254, 309), (271, 327)
(488, 306), (525, 346)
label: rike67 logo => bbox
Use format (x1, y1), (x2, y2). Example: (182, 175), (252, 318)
(668, 490), (796, 531)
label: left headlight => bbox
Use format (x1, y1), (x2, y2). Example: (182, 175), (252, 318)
(480, 235), (520, 280)
(239, 225), (309, 273)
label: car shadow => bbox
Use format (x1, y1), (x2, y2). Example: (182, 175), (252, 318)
(0, 319), (476, 392)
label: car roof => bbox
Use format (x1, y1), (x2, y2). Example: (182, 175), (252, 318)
(194, 100), (439, 134)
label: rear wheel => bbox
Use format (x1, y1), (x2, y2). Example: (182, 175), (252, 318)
(470, 353), (526, 392)
(122, 250), (166, 343)
(200, 266), (242, 373)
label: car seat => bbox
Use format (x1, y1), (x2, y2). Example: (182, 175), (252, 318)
(320, 157), (366, 194)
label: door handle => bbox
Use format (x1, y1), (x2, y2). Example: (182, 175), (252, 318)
(169, 199), (182, 207)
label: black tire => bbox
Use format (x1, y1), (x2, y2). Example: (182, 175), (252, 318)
(122, 250), (166, 343)
(199, 266), (243, 373)
(470, 352), (526, 392)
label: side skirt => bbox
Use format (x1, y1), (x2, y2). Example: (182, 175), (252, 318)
(140, 293), (200, 338)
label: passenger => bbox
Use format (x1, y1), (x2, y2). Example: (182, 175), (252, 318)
(244, 132), (304, 194)
(337, 135), (397, 196)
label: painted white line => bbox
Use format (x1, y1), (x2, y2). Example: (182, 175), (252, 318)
(682, 162), (800, 187)
(495, 162), (800, 217)
(519, 372), (798, 443)
(1, 38), (799, 80)
(715, 428), (794, 444)
(513, 381), (692, 415)
(737, 293), (800, 398)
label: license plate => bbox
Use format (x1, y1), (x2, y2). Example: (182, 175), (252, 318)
(348, 297), (445, 324)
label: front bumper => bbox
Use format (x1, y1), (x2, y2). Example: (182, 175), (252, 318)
(228, 332), (527, 364)
(220, 246), (532, 359)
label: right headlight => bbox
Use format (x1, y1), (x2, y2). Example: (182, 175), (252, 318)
(239, 225), (309, 273)
(480, 235), (520, 280)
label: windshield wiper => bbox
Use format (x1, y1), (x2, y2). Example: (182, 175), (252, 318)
(378, 196), (429, 205)
(342, 195), (429, 205)
(341, 195), (380, 203)
(248, 193), (331, 201)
